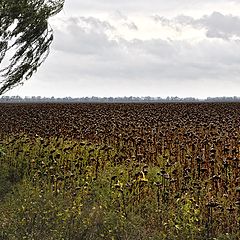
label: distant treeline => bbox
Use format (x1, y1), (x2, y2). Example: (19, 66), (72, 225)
(1, 96), (240, 103)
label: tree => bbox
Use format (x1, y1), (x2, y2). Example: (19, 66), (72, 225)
(0, 0), (64, 95)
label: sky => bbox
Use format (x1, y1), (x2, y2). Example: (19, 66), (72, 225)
(4, 0), (240, 98)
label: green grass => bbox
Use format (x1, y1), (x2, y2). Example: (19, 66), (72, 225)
(0, 134), (239, 240)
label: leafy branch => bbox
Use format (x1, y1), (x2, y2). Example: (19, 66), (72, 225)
(0, 0), (64, 95)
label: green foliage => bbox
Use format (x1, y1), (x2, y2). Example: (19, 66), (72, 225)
(0, 134), (239, 240)
(0, 0), (64, 94)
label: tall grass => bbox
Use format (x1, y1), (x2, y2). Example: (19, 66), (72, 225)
(0, 134), (239, 240)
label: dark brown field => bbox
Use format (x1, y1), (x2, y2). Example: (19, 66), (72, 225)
(0, 102), (239, 239)
(1, 102), (240, 142)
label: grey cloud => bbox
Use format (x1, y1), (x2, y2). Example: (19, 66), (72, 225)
(153, 12), (240, 40)
(198, 12), (240, 39)
(174, 15), (195, 26)
(124, 22), (138, 31)
(78, 16), (115, 32)
(126, 38), (178, 59)
(53, 17), (119, 56)
(152, 15), (181, 32)
(110, 10), (138, 31)
(152, 15), (172, 26)
(51, 17), (240, 84)
(67, 16), (115, 33)
(111, 10), (128, 21)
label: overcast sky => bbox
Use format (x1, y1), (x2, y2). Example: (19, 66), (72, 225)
(4, 0), (240, 98)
